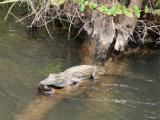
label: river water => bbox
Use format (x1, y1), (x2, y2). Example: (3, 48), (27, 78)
(0, 10), (160, 120)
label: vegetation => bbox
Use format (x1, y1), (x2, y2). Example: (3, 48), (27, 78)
(1, 0), (160, 16)
(77, 0), (160, 17)
(0, 0), (160, 40)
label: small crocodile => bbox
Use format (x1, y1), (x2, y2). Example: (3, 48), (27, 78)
(38, 65), (99, 94)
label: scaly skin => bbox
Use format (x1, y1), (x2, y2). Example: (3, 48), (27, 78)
(39, 65), (98, 88)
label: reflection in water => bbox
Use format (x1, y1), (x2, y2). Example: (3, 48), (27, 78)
(15, 95), (60, 120)
(15, 80), (96, 120)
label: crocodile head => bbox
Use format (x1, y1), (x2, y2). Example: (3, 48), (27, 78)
(40, 74), (57, 85)
(38, 74), (57, 94)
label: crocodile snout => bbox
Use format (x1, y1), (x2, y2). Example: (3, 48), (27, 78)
(38, 84), (51, 91)
(38, 84), (55, 95)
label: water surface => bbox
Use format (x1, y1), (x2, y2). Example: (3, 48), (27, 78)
(43, 54), (160, 120)
(0, 10), (80, 120)
(0, 9), (160, 120)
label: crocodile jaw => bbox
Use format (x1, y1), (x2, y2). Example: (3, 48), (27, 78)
(38, 84), (55, 95)
(43, 87), (55, 95)
(38, 74), (58, 94)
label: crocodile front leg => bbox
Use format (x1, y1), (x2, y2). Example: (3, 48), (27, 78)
(92, 70), (99, 80)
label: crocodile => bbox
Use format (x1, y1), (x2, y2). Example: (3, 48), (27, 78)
(38, 65), (99, 94)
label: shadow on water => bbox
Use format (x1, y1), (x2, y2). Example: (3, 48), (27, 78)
(0, 8), (160, 120)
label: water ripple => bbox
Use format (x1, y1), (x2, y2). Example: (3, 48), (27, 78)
(68, 97), (159, 106)
(100, 83), (139, 90)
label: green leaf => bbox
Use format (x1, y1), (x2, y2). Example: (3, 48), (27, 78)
(115, 5), (123, 14)
(153, 9), (160, 15)
(123, 10), (133, 17)
(109, 5), (117, 15)
(98, 5), (108, 13)
(122, 6), (133, 17)
(133, 5), (141, 18)
(144, 6), (149, 13)
(89, 2), (97, 9)
(135, 12), (140, 18)
(80, 0), (85, 4)
(121, 5), (127, 12)
(80, 4), (85, 12)
(84, 1), (89, 5)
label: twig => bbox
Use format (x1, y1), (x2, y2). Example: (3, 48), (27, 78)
(4, 2), (16, 22)
(10, 12), (25, 25)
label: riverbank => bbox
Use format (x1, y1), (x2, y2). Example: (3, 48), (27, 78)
(0, 1), (160, 64)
